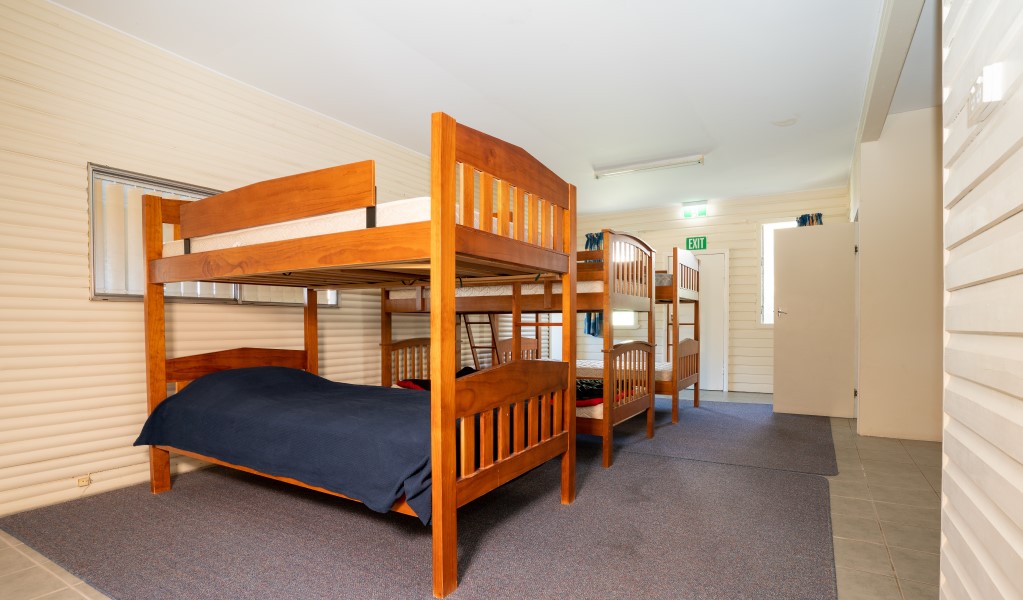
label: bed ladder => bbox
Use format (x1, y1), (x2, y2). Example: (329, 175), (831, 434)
(462, 314), (499, 369)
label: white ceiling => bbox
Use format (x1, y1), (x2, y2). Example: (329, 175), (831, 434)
(52, 0), (939, 214)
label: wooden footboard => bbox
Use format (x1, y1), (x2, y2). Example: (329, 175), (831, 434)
(577, 340), (655, 468)
(675, 338), (700, 390)
(451, 360), (569, 506)
(382, 337), (431, 386)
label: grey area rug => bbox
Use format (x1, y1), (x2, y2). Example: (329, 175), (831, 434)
(591, 398), (839, 476)
(0, 445), (835, 600)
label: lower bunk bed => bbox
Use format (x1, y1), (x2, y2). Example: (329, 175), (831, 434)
(136, 343), (569, 525)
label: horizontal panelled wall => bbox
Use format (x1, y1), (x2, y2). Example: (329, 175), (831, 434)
(941, 0), (1023, 597)
(578, 188), (849, 393)
(0, 0), (429, 516)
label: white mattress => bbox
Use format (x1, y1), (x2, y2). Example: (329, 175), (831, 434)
(576, 404), (604, 419)
(576, 359), (674, 382)
(654, 272), (673, 287)
(164, 196), (431, 256)
(388, 281), (603, 299)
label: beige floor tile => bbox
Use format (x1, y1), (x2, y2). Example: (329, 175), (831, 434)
(828, 471), (867, 484)
(875, 502), (940, 530)
(906, 448), (942, 468)
(40, 560), (82, 586)
(857, 447), (915, 464)
(74, 582), (113, 599)
(899, 440), (941, 453)
(920, 467), (942, 493)
(855, 436), (905, 452)
(860, 459), (925, 477)
(864, 470), (933, 492)
(0, 530), (21, 547)
(880, 521), (941, 554)
(832, 513), (884, 544)
(831, 417), (855, 429)
(0, 565), (68, 600)
(868, 484), (939, 508)
(835, 567), (901, 600)
(890, 546), (939, 585)
(899, 578), (940, 600)
(832, 496), (878, 519)
(830, 479), (872, 500)
(833, 538), (894, 576)
(37, 589), (88, 600)
(0, 547), (35, 578)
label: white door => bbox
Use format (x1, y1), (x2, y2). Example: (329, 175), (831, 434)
(678, 251), (727, 391)
(773, 223), (856, 417)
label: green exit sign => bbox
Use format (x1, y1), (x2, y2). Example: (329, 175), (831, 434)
(686, 236), (707, 251)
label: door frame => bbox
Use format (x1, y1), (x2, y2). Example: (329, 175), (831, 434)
(691, 248), (729, 392)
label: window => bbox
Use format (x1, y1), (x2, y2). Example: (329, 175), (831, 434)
(611, 310), (638, 328)
(760, 221), (798, 324)
(89, 164), (337, 306)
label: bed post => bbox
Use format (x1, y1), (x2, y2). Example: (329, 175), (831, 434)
(380, 290), (393, 387)
(430, 112), (459, 598)
(693, 296), (701, 408)
(600, 230), (614, 468)
(561, 184), (577, 503)
(646, 247), (656, 438)
(304, 288), (318, 375)
(142, 194), (171, 494)
(671, 248), (681, 423)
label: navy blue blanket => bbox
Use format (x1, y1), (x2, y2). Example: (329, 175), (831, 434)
(135, 367), (433, 524)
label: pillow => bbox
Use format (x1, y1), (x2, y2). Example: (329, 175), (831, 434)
(397, 367), (478, 391)
(396, 379), (429, 390)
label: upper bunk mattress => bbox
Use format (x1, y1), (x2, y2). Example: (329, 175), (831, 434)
(164, 196), (431, 256)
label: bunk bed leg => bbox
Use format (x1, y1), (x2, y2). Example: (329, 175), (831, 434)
(149, 447), (171, 493)
(602, 422), (614, 468)
(647, 401), (655, 439)
(671, 389), (680, 424)
(560, 184), (577, 504)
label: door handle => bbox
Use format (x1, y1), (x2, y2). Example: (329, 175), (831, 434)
(776, 309), (788, 316)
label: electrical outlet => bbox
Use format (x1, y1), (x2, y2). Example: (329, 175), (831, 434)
(76, 475), (92, 487)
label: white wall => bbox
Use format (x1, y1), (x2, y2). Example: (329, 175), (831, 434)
(941, 0), (1023, 596)
(0, 0), (428, 515)
(578, 187), (849, 394)
(856, 107), (943, 441)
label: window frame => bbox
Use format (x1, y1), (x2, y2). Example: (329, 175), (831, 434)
(88, 163), (338, 307)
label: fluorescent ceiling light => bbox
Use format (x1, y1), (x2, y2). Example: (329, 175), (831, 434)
(593, 154), (705, 179)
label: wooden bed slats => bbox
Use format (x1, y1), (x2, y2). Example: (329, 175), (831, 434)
(179, 161), (375, 239)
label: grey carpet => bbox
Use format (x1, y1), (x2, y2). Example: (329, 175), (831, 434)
(594, 398), (838, 476)
(0, 444), (836, 599)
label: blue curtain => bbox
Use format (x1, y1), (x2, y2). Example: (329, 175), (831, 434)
(584, 232), (603, 337)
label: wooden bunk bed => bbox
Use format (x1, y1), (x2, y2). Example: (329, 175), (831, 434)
(655, 246), (701, 422)
(381, 229), (656, 468)
(137, 112), (577, 598)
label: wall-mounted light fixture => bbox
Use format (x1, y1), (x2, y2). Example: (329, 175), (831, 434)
(594, 154), (705, 179)
(681, 200), (707, 219)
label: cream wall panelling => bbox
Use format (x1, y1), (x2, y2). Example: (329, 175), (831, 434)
(941, 0), (1023, 596)
(578, 187), (849, 394)
(0, 0), (429, 516)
